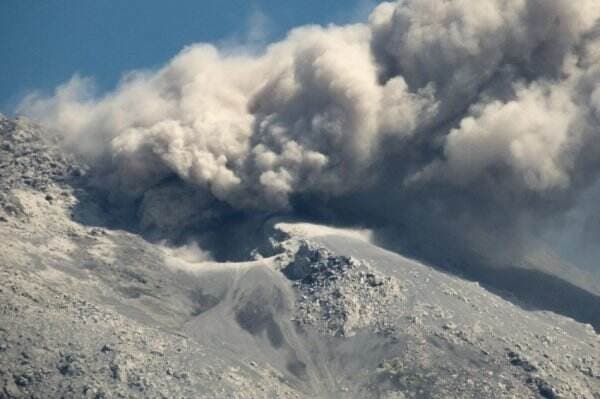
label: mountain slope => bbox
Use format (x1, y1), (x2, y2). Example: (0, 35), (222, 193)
(0, 116), (599, 398)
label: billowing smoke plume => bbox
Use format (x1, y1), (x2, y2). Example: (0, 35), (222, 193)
(19, 0), (600, 267)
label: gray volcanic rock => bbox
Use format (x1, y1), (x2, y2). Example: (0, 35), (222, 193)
(0, 116), (85, 192)
(0, 116), (599, 398)
(277, 241), (404, 337)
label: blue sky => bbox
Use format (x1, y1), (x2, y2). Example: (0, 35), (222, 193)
(0, 0), (377, 114)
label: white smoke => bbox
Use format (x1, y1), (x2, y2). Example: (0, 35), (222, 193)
(18, 0), (600, 266)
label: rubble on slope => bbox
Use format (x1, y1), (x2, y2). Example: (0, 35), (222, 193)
(276, 240), (404, 337)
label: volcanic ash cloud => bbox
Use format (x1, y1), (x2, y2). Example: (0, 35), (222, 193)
(19, 0), (600, 265)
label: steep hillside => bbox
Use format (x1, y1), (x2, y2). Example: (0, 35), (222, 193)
(1, 116), (599, 398)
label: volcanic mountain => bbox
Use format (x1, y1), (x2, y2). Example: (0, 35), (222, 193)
(1, 116), (599, 398)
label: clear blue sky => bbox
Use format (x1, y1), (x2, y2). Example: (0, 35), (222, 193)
(0, 0), (377, 114)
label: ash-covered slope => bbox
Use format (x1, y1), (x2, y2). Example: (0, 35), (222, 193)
(1, 116), (599, 398)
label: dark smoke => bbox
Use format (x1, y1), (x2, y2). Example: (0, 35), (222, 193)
(18, 0), (600, 273)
